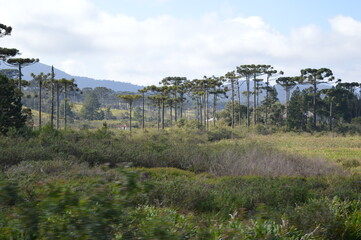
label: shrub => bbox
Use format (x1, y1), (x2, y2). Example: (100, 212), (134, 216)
(0, 168), (143, 239)
(288, 197), (361, 240)
(207, 127), (235, 141)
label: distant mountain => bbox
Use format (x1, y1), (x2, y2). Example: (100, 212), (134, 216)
(274, 82), (332, 103)
(1, 62), (333, 102)
(0, 62), (144, 92)
(220, 81), (332, 104)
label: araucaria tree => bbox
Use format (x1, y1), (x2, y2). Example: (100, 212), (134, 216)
(138, 88), (148, 130)
(236, 65), (253, 127)
(236, 64), (275, 126)
(5, 58), (39, 91)
(209, 76), (227, 127)
(263, 68), (283, 125)
(0, 23), (19, 60)
(118, 94), (142, 132)
(30, 72), (51, 130)
(0, 23), (26, 134)
(276, 76), (299, 118)
(225, 71), (237, 128)
(58, 78), (77, 129)
(43, 66), (56, 128)
(160, 77), (187, 122)
(300, 68), (334, 129)
(250, 65), (274, 125)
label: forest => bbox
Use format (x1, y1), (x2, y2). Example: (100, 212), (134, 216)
(1, 22), (361, 239)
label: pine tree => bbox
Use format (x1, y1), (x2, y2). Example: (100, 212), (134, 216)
(0, 23), (19, 60)
(5, 58), (39, 91)
(80, 92), (103, 120)
(276, 76), (299, 118)
(138, 88), (148, 130)
(118, 94), (142, 132)
(31, 72), (50, 130)
(286, 87), (305, 131)
(300, 68), (334, 129)
(0, 74), (26, 134)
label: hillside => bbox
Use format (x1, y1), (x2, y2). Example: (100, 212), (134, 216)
(0, 62), (144, 92)
(0, 62), (334, 102)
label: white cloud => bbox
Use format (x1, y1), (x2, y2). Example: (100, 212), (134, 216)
(330, 15), (361, 37)
(60, 59), (87, 76)
(1, 0), (361, 86)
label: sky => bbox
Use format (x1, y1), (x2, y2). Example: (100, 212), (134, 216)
(1, 0), (361, 86)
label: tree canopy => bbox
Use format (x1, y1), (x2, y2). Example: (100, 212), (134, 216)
(0, 23), (19, 60)
(0, 74), (26, 134)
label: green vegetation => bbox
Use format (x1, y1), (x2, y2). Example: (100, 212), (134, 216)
(0, 74), (26, 135)
(5, 160), (353, 239)
(2, 21), (361, 239)
(0, 127), (360, 239)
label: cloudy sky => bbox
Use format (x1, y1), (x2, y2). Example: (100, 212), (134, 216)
(1, 0), (361, 85)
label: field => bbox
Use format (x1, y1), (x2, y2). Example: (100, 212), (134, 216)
(0, 127), (360, 239)
(246, 133), (361, 174)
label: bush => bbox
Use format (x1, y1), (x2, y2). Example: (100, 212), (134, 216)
(254, 124), (273, 135)
(288, 197), (361, 240)
(207, 127), (235, 141)
(334, 123), (361, 136)
(138, 168), (360, 219)
(0, 164), (329, 239)
(0, 168), (143, 239)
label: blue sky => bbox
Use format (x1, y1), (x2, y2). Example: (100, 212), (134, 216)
(1, 0), (361, 85)
(91, 0), (361, 32)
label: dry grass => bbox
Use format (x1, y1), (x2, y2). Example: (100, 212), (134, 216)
(248, 133), (361, 174)
(5, 160), (121, 183)
(209, 146), (345, 177)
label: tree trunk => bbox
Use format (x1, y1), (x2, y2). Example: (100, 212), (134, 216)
(199, 97), (203, 126)
(313, 81), (317, 129)
(246, 77), (250, 128)
(202, 93), (207, 126)
(265, 78), (269, 126)
(286, 87), (290, 119)
(197, 98), (200, 126)
(56, 82), (60, 129)
(174, 92), (177, 122)
(231, 80), (235, 129)
(237, 80), (241, 126)
(157, 102), (160, 130)
(39, 80), (42, 131)
(206, 91), (209, 130)
(129, 102), (132, 132)
(18, 65), (22, 90)
(329, 100), (333, 131)
(213, 87), (217, 127)
(180, 93), (184, 119)
(142, 92), (145, 130)
(170, 103), (173, 126)
(64, 84), (68, 130)
(253, 75), (257, 126)
(50, 66), (55, 129)
(162, 99), (165, 129)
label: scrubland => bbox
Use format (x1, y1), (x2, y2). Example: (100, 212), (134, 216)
(0, 126), (360, 239)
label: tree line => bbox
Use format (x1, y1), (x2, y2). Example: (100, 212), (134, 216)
(2, 22), (361, 134)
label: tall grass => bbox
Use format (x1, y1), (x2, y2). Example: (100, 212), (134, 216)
(0, 128), (345, 177)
